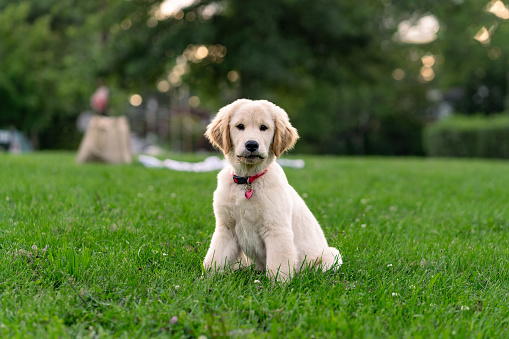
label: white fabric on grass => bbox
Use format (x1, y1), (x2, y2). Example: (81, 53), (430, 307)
(138, 155), (304, 172)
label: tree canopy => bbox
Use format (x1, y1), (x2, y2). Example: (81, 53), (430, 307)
(1, 0), (508, 153)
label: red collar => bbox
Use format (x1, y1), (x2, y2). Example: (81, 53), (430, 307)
(232, 169), (267, 199)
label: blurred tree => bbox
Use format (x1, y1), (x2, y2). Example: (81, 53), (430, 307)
(145, 0), (429, 154)
(2, 0), (508, 153)
(0, 0), (137, 148)
(0, 1), (99, 147)
(0, 3), (59, 145)
(437, 0), (509, 115)
(392, 0), (509, 115)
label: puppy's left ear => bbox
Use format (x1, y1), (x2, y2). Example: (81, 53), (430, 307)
(270, 104), (299, 157)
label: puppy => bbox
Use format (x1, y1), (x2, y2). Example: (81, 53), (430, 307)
(203, 99), (342, 281)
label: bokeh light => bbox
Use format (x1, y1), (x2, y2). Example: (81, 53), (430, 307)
(474, 27), (491, 45)
(120, 19), (132, 31)
(420, 67), (435, 82)
(157, 80), (170, 92)
(159, 0), (195, 18)
(175, 10), (185, 20)
(421, 55), (435, 67)
(392, 68), (405, 81)
(129, 94), (143, 106)
(168, 73), (182, 86)
(189, 96), (200, 107)
(488, 0), (509, 19)
(147, 17), (158, 28)
(397, 15), (439, 44)
(227, 70), (240, 82)
(488, 47), (502, 60)
(195, 46), (209, 60)
(186, 12), (196, 21)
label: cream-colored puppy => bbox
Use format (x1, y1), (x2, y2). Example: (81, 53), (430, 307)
(203, 99), (342, 281)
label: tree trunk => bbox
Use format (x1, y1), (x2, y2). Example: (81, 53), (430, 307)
(30, 129), (39, 150)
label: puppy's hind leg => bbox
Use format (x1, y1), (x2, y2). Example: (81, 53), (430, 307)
(320, 247), (343, 272)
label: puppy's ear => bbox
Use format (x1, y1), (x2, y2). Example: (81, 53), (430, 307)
(205, 107), (232, 155)
(271, 104), (299, 157)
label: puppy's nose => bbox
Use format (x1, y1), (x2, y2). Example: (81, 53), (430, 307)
(245, 140), (259, 153)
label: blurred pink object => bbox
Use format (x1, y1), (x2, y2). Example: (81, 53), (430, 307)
(91, 86), (109, 114)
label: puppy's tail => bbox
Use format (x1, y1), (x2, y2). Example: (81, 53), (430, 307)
(322, 247), (343, 271)
(330, 247), (343, 265)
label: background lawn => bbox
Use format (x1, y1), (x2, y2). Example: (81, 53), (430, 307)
(1, 153), (508, 338)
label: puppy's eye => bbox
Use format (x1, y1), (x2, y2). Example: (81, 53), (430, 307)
(236, 124), (244, 130)
(260, 125), (268, 131)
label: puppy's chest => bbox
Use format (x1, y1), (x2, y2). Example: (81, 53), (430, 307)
(228, 188), (269, 255)
(233, 208), (266, 259)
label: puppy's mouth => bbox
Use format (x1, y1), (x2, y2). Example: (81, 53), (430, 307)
(237, 153), (265, 163)
(238, 154), (264, 160)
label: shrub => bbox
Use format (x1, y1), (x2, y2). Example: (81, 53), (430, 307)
(423, 114), (509, 158)
(366, 112), (424, 156)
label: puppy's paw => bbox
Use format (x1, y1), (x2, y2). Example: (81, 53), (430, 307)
(267, 267), (293, 283)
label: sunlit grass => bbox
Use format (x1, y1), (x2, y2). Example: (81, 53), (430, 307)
(1, 152), (508, 337)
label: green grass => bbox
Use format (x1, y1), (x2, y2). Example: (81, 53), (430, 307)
(1, 152), (508, 338)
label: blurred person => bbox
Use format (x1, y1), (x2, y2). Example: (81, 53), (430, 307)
(76, 80), (132, 164)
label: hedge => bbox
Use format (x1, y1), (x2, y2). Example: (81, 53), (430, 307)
(423, 114), (509, 159)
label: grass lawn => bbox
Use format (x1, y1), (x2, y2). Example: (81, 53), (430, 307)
(1, 152), (508, 338)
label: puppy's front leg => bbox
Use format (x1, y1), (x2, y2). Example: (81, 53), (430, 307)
(203, 224), (239, 273)
(264, 228), (298, 282)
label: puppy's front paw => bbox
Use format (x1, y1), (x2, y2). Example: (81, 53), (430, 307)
(267, 267), (293, 283)
(203, 261), (225, 274)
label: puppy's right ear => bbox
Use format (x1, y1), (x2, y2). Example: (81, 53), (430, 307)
(205, 107), (232, 155)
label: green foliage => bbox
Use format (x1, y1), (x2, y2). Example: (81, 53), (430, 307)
(0, 1), (134, 147)
(367, 111), (424, 156)
(181, 0), (388, 96)
(424, 114), (509, 158)
(0, 1), (96, 147)
(0, 3), (58, 132)
(165, 0), (437, 155)
(399, 0), (509, 114)
(2, 0), (509, 153)
(1, 153), (509, 336)
(293, 84), (425, 155)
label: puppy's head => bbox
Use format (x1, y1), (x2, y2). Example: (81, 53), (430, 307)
(205, 99), (299, 167)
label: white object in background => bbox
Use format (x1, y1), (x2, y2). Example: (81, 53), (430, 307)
(138, 155), (305, 172)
